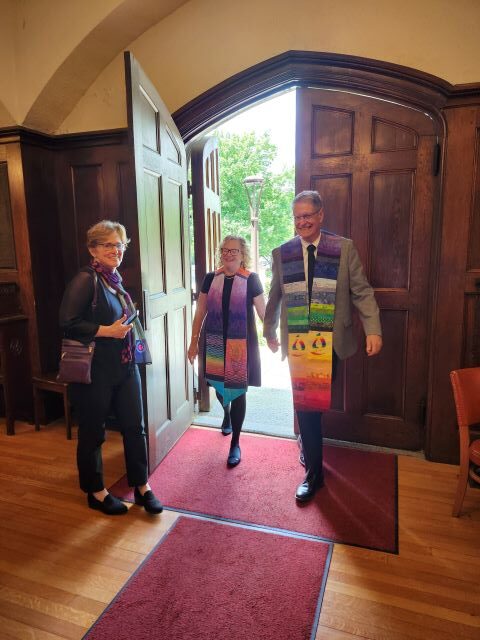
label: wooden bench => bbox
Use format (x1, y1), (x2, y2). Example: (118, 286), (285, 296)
(32, 373), (73, 440)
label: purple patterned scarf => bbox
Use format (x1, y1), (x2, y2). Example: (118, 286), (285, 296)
(91, 260), (134, 363)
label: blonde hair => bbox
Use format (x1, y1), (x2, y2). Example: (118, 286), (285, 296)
(217, 235), (251, 269)
(87, 220), (130, 249)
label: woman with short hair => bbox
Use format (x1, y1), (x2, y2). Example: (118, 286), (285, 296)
(59, 220), (163, 515)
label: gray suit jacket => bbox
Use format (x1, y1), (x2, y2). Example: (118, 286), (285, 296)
(263, 236), (382, 361)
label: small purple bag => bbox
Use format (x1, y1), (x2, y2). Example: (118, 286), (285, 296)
(57, 339), (95, 384)
(57, 271), (98, 384)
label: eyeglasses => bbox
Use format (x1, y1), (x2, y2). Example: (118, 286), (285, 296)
(293, 210), (322, 223)
(221, 248), (240, 256)
(97, 242), (127, 251)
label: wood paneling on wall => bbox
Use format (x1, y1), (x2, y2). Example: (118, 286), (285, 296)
(0, 128), (135, 427)
(55, 131), (140, 307)
(21, 141), (64, 374)
(427, 105), (480, 462)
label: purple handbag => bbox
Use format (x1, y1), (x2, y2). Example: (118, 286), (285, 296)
(57, 339), (96, 384)
(57, 271), (98, 384)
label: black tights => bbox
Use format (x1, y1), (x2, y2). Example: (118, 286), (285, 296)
(215, 391), (246, 446)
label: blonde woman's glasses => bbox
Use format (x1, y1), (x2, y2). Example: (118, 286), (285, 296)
(97, 242), (126, 251)
(221, 248), (240, 256)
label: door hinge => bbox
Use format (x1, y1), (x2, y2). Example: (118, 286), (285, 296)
(432, 140), (441, 176)
(187, 180), (193, 198)
(193, 385), (200, 404)
(191, 289), (198, 303)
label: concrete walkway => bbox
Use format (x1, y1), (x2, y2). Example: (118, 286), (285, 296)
(193, 345), (296, 438)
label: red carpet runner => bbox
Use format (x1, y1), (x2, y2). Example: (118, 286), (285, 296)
(110, 427), (398, 553)
(84, 517), (331, 640)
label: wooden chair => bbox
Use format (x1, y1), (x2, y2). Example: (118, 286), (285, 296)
(32, 373), (73, 440)
(450, 368), (480, 516)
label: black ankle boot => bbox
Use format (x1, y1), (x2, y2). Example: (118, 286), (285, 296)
(134, 487), (163, 514)
(87, 493), (128, 515)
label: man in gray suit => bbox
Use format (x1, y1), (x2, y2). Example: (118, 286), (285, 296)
(264, 190), (382, 502)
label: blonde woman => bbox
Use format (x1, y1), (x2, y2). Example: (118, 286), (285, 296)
(59, 221), (163, 516)
(188, 235), (266, 466)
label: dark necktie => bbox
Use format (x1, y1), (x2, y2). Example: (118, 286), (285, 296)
(307, 244), (316, 304)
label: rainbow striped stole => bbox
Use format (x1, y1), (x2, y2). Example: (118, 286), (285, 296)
(205, 267), (250, 405)
(280, 233), (342, 412)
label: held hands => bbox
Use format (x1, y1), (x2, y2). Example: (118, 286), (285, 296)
(267, 337), (280, 353)
(366, 334), (382, 356)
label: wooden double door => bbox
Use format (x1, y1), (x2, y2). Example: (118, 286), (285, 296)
(296, 88), (439, 449)
(124, 62), (439, 462)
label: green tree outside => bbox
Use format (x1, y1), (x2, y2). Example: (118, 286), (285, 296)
(216, 131), (294, 271)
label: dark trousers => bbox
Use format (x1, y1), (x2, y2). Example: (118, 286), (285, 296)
(72, 362), (148, 493)
(297, 411), (323, 475)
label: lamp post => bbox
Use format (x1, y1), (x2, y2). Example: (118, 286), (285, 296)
(242, 175), (264, 274)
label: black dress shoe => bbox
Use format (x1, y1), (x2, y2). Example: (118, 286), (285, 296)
(134, 487), (163, 514)
(227, 444), (241, 467)
(295, 473), (324, 502)
(87, 493), (128, 515)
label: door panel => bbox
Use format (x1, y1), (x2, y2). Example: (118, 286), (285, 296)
(297, 87), (438, 450)
(125, 52), (193, 470)
(190, 136), (222, 411)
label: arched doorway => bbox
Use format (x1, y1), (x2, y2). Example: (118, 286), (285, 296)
(179, 52), (445, 451)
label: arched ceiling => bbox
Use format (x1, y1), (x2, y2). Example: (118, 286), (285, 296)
(21, 0), (188, 132)
(2, 0), (479, 135)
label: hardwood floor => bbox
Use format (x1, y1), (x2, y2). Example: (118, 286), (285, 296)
(0, 420), (478, 639)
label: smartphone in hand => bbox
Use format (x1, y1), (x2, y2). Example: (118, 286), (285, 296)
(124, 310), (138, 325)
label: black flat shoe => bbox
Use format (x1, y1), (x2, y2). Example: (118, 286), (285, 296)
(87, 493), (128, 515)
(295, 472), (324, 502)
(134, 487), (163, 514)
(227, 444), (241, 467)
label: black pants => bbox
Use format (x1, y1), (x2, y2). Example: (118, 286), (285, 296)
(72, 362), (148, 493)
(296, 353), (339, 478)
(297, 411), (323, 476)
(215, 390), (246, 446)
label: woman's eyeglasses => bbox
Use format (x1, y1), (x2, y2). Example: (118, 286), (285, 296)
(221, 248), (240, 256)
(97, 242), (127, 251)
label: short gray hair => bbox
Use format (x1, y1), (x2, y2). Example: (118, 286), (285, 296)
(87, 220), (130, 249)
(292, 190), (323, 210)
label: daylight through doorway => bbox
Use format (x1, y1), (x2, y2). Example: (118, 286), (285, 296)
(191, 90), (296, 439)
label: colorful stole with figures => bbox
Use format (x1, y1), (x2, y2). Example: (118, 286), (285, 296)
(280, 232), (342, 412)
(205, 267), (250, 405)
